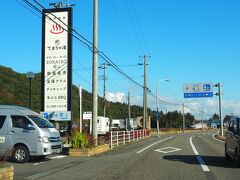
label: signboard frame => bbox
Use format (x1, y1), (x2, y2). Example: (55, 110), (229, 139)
(41, 8), (72, 120)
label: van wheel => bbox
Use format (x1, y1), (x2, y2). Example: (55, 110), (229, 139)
(225, 144), (230, 161)
(235, 149), (240, 167)
(13, 145), (30, 163)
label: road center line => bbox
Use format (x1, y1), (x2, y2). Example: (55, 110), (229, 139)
(137, 136), (173, 154)
(190, 137), (210, 172)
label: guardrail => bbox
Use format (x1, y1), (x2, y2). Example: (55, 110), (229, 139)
(110, 129), (148, 149)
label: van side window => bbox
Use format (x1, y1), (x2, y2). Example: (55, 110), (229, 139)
(11, 116), (32, 129)
(0, 116), (6, 129)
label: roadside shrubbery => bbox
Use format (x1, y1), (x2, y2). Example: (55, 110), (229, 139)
(70, 131), (97, 149)
(70, 132), (89, 148)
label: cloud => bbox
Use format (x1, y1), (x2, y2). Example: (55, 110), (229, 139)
(107, 92), (126, 103)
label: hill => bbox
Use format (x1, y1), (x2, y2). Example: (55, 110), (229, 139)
(0, 65), (144, 123)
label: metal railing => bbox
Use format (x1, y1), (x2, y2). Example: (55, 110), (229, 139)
(110, 129), (148, 149)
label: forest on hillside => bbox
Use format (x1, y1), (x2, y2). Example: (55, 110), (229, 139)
(0, 65), (198, 128)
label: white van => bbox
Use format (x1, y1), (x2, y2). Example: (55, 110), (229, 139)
(0, 105), (62, 163)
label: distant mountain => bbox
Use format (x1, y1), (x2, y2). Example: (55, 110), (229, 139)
(0, 65), (144, 122)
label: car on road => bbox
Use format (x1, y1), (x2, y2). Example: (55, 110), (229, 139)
(0, 105), (62, 163)
(225, 116), (240, 166)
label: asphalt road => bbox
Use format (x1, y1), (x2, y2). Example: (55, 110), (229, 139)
(10, 131), (240, 180)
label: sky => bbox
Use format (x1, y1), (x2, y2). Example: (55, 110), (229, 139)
(1, 0), (240, 119)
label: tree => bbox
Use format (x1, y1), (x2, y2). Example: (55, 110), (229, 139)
(224, 115), (232, 124)
(185, 113), (195, 128)
(212, 113), (220, 120)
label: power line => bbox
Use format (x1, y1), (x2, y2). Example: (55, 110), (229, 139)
(110, 0), (141, 55)
(130, 0), (150, 53)
(124, 0), (144, 53)
(16, 0), (42, 19)
(20, 0), (145, 91)
(18, 0), (208, 117)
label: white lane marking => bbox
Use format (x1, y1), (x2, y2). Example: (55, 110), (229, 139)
(33, 162), (44, 166)
(49, 155), (66, 160)
(212, 133), (225, 143)
(190, 137), (210, 172)
(137, 136), (173, 154)
(155, 147), (182, 154)
(33, 155), (66, 166)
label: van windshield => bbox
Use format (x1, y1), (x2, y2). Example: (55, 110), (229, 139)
(28, 116), (54, 128)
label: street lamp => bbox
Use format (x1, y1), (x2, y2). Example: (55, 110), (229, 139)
(156, 79), (170, 136)
(27, 72), (35, 109)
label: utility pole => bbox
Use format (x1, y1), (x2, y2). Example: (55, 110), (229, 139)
(103, 63), (106, 117)
(128, 91), (131, 130)
(50, 0), (75, 8)
(215, 83), (223, 137)
(182, 103), (185, 133)
(99, 63), (110, 117)
(201, 110), (204, 131)
(143, 55), (148, 129)
(138, 56), (148, 129)
(144, 55), (148, 129)
(79, 85), (82, 133)
(27, 72), (34, 109)
(92, 0), (98, 146)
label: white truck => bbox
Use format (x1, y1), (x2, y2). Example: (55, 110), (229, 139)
(97, 116), (110, 134)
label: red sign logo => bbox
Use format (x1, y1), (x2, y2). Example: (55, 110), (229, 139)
(50, 24), (64, 34)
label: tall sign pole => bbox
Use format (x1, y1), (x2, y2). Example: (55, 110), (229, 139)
(92, 0), (98, 145)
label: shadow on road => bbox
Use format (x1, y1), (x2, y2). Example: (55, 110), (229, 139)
(163, 155), (237, 168)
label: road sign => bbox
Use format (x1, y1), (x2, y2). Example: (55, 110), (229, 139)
(41, 111), (71, 121)
(184, 83), (213, 98)
(41, 8), (72, 117)
(83, 112), (92, 120)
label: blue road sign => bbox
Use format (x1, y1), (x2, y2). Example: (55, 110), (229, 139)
(184, 83), (213, 98)
(184, 92), (213, 98)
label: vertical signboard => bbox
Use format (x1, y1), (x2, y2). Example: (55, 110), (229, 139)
(41, 8), (72, 121)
